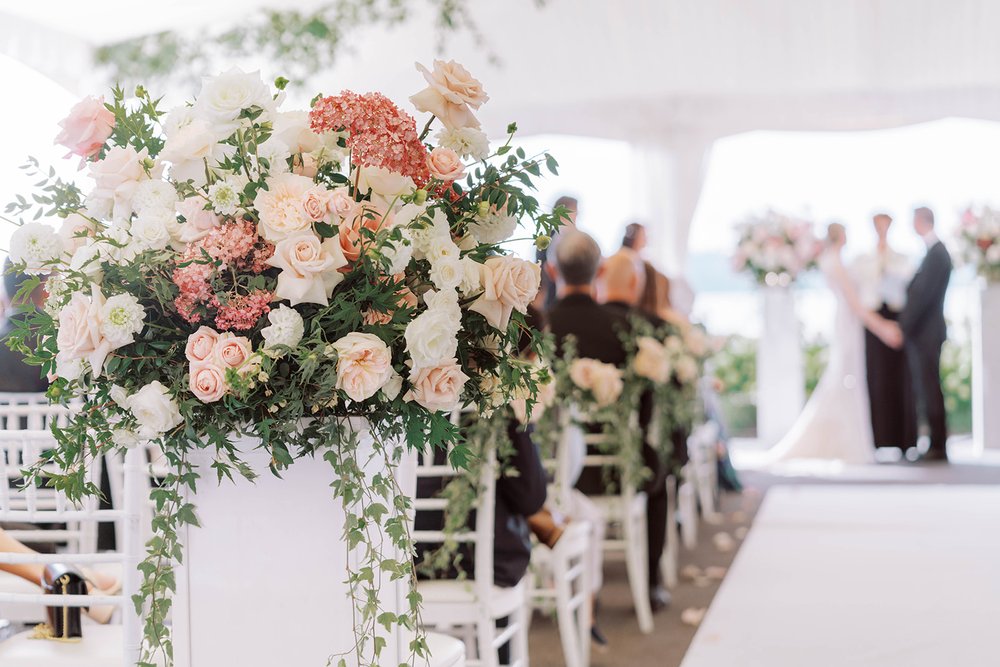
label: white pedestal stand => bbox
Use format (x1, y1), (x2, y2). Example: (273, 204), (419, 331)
(172, 428), (415, 667)
(973, 282), (1000, 454)
(756, 286), (805, 446)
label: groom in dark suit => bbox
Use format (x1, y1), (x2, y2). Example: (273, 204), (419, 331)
(881, 207), (952, 462)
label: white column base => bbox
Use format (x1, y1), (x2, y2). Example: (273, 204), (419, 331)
(973, 282), (1000, 453)
(756, 286), (805, 446)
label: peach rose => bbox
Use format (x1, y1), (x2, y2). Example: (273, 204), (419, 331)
(339, 202), (393, 264)
(469, 256), (541, 330)
(190, 361), (227, 403)
(267, 232), (348, 306)
(362, 308), (393, 326)
(55, 96), (115, 160)
(185, 326), (220, 363)
(405, 359), (470, 413)
(410, 60), (488, 130)
(569, 358), (623, 407)
(214, 332), (253, 369)
(331, 332), (394, 402)
(427, 147), (465, 182)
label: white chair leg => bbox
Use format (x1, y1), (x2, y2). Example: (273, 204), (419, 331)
(554, 559), (582, 667)
(477, 617), (498, 667)
(624, 507), (654, 634)
(679, 481), (698, 550)
(509, 602), (530, 667)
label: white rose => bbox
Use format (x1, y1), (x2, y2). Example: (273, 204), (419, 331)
(383, 236), (413, 274)
(58, 213), (96, 254)
(354, 165), (415, 204)
(9, 222), (63, 274)
(123, 381), (183, 439)
(457, 256), (483, 296)
(429, 256), (463, 290)
(422, 287), (462, 324)
(194, 68), (275, 131)
(88, 145), (161, 223)
(381, 368), (403, 399)
(257, 137), (291, 176)
(130, 207), (177, 251)
(56, 356), (85, 382)
(404, 306), (460, 368)
(260, 304), (305, 354)
(273, 111), (321, 154)
(111, 429), (141, 449)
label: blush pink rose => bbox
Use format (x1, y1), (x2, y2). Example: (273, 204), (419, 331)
(331, 332), (393, 402)
(185, 326), (220, 363)
(214, 332), (253, 369)
(189, 361), (227, 403)
(410, 60), (489, 130)
(404, 359), (469, 412)
(469, 256), (541, 330)
(302, 187), (332, 222)
(327, 187), (356, 220)
(177, 198), (222, 243)
(339, 202), (393, 264)
(427, 147), (465, 182)
(54, 96), (115, 160)
(55, 289), (112, 376)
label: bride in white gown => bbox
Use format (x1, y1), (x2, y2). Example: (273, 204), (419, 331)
(768, 223), (889, 464)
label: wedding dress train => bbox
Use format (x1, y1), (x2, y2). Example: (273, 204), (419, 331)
(767, 250), (876, 464)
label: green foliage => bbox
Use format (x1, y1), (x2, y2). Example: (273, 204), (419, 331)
(93, 1), (549, 91)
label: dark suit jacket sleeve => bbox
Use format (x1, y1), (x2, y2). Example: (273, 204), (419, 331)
(496, 422), (548, 517)
(898, 247), (948, 337)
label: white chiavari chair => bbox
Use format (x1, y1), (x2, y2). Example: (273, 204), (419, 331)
(414, 410), (529, 667)
(689, 421), (721, 521)
(528, 414), (593, 667)
(660, 473), (680, 589)
(0, 430), (147, 666)
(567, 410), (654, 635)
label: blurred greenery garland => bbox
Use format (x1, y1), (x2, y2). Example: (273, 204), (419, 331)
(95, 0), (546, 89)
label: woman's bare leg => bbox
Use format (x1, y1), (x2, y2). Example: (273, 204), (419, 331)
(0, 526), (44, 585)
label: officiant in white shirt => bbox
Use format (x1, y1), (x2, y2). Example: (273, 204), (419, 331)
(853, 213), (918, 450)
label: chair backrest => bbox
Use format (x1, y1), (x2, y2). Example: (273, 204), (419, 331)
(561, 404), (642, 502)
(411, 408), (498, 596)
(0, 430), (144, 663)
(0, 393), (72, 431)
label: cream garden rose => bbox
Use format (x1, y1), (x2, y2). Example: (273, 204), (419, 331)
(254, 172), (317, 242)
(634, 336), (671, 384)
(331, 332), (394, 402)
(267, 232), (348, 306)
(569, 358), (624, 408)
(123, 381), (184, 437)
(470, 255), (541, 330)
(410, 60), (489, 130)
(405, 359), (469, 412)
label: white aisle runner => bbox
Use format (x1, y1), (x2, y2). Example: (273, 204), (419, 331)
(681, 485), (1000, 667)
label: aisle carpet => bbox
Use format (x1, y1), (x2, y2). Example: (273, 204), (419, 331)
(681, 485), (1000, 667)
(528, 454), (1000, 667)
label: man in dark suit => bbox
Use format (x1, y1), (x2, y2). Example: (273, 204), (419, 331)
(546, 231), (672, 612)
(881, 207), (952, 462)
(0, 261), (48, 393)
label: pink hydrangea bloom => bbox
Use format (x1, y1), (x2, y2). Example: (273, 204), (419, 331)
(309, 91), (430, 187)
(213, 290), (273, 332)
(172, 219), (274, 328)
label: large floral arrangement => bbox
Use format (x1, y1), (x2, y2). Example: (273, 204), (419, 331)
(4, 61), (561, 666)
(732, 209), (819, 286)
(957, 205), (1000, 283)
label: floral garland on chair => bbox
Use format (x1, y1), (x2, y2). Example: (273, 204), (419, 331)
(3, 61), (561, 667)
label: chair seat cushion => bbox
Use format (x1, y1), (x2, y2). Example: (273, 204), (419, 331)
(0, 624), (162, 666)
(423, 631), (466, 667)
(418, 578), (526, 617)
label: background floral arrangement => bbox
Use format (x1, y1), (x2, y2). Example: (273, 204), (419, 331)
(3, 61), (562, 666)
(732, 209), (819, 286)
(957, 205), (1000, 283)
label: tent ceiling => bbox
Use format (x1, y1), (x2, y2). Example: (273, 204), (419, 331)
(4, 0), (1000, 139)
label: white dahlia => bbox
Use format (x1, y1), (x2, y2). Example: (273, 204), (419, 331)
(99, 293), (145, 346)
(9, 222), (63, 274)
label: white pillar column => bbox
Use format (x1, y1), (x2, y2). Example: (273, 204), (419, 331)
(973, 281), (1000, 453)
(757, 286), (805, 446)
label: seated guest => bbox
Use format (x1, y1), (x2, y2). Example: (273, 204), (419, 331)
(0, 526), (118, 623)
(415, 421), (548, 588)
(0, 261), (48, 393)
(545, 230), (672, 612)
(536, 195), (579, 313)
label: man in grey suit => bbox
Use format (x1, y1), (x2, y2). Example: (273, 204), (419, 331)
(0, 261), (48, 393)
(880, 207), (952, 462)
